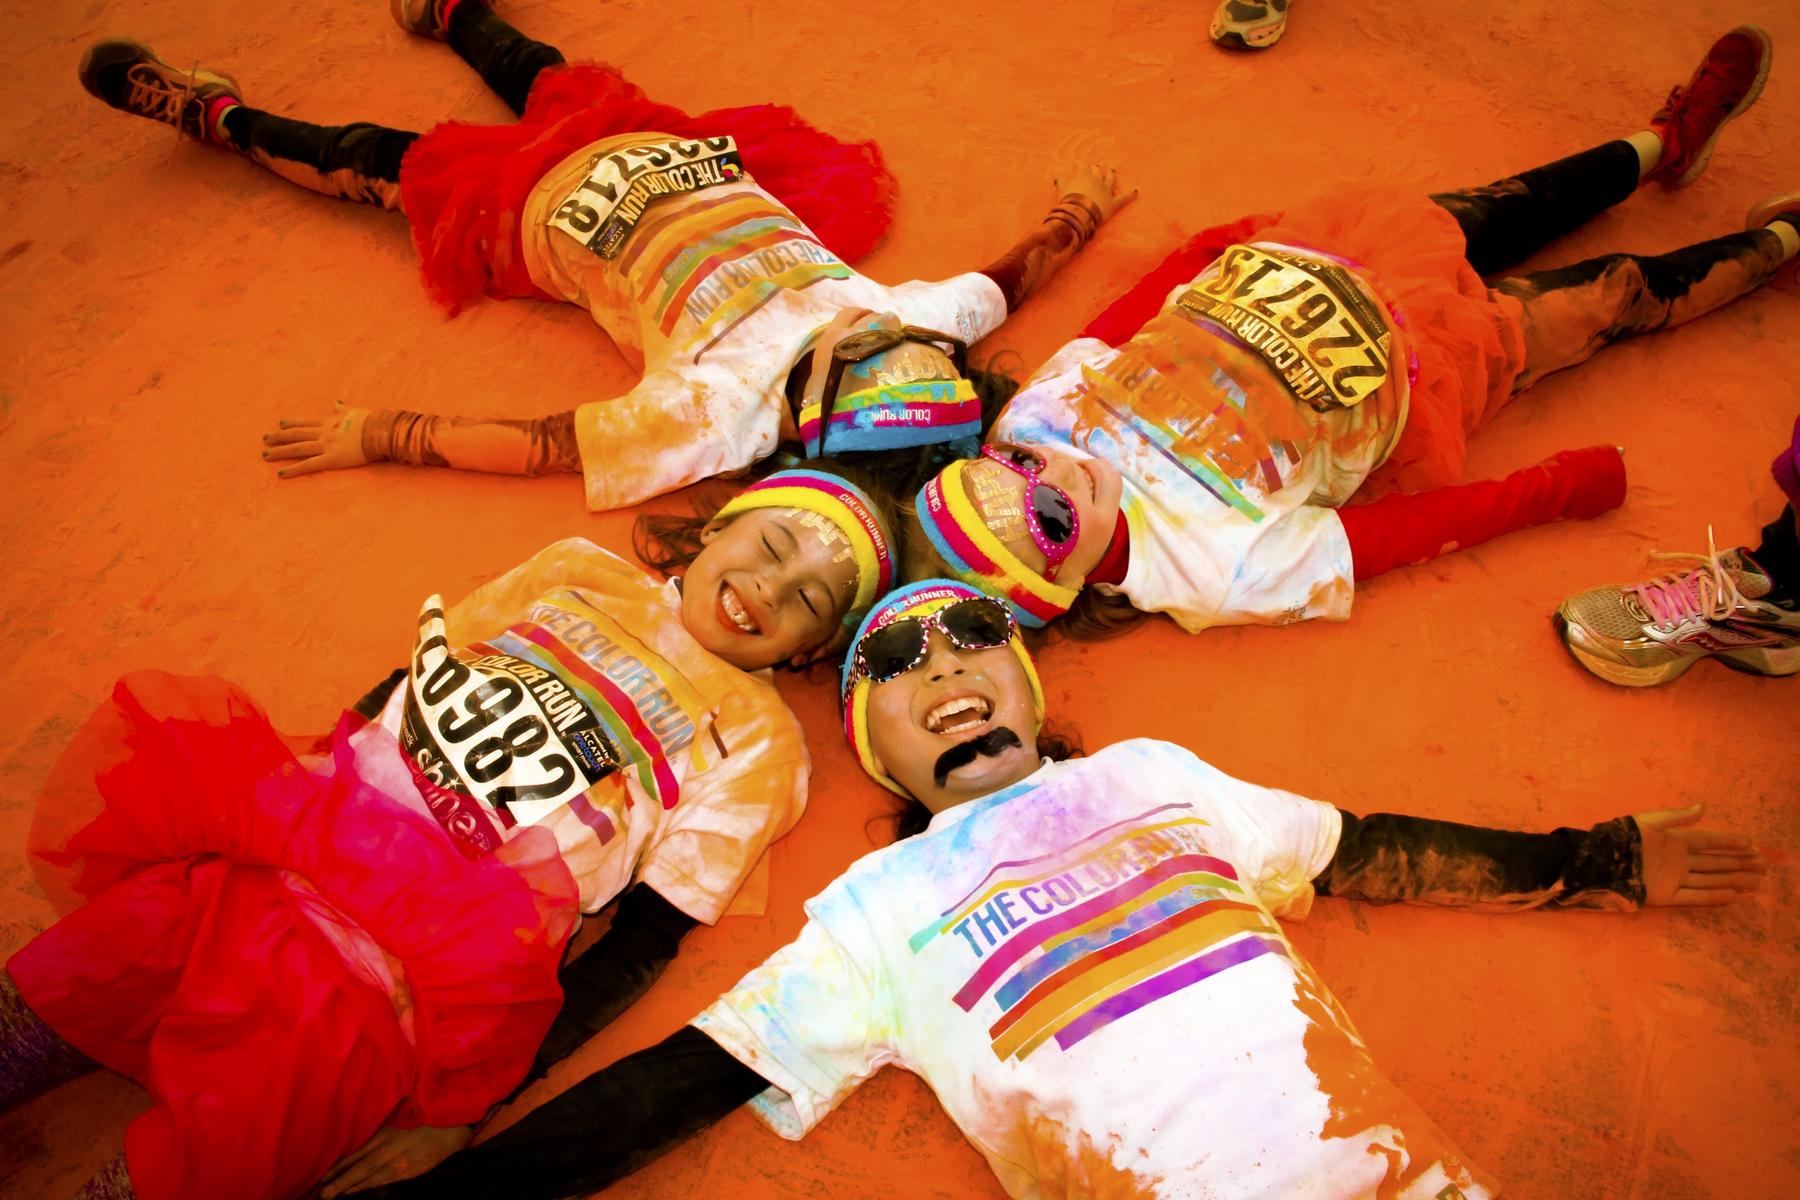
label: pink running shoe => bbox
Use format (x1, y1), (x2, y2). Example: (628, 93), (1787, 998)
(1555, 537), (1800, 687)
(1647, 25), (1772, 188)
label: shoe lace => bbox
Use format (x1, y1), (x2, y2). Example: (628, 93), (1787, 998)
(125, 61), (204, 142)
(1627, 527), (1746, 627)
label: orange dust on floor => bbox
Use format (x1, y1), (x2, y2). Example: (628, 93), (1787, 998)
(2, 1), (1796, 1197)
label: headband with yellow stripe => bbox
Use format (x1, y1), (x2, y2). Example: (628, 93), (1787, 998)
(840, 579), (1046, 796)
(915, 460), (1080, 627)
(715, 469), (895, 625)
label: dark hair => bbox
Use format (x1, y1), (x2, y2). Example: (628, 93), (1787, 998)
(631, 453), (903, 580)
(886, 726), (1084, 842)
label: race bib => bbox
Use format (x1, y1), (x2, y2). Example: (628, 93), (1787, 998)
(1178, 244), (1392, 410)
(548, 136), (744, 260)
(400, 599), (620, 845)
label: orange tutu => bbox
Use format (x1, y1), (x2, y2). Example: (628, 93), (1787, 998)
(7, 672), (580, 1200)
(1080, 192), (1527, 494)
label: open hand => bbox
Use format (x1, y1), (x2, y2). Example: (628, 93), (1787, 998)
(1052, 134), (1136, 222)
(1634, 805), (1766, 907)
(320, 1123), (474, 1197)
(262, 401), (373, 479)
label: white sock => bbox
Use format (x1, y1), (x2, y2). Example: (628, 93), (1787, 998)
(1765, 218), (1800, 262)
(1626, 130), (1664, 180)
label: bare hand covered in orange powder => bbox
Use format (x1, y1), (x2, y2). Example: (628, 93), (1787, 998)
(262, 401), (374, 478)
(319, 1122), (475, 1197)
(1634, 805), (1768, 906)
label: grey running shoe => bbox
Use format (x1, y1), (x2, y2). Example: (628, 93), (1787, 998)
(1555, 539), (1800, 687)
(1210, 0), (1290, 50)
(78, 39), (240, 144)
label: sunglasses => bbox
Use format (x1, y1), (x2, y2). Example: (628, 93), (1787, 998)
(846, 597), (1017, 696)
(979, 444), (1080, 579)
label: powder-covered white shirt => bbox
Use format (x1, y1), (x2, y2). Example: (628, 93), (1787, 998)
(521, 133), (1008, 511)
(991, 241), (1413, 632)
(374, 539), (807, 920)
(697, 740), (1493, 1200)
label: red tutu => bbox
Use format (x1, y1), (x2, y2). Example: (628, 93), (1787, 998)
(399, 62), (897, 312)
(1080, 193), (1528, 495)
(7, 672), (580, 1200)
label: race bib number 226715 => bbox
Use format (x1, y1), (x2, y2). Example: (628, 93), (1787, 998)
(549, 136), (744, 260)
(1178, 244), (1392, 411)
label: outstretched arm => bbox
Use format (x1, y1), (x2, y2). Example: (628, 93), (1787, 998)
(262, 405), (580, 478)
(1314, 804), (1764, 911)
(345, 1027), (768, 1199)
(321, 885), (699, 1196)
(980, 164), (1136, 312)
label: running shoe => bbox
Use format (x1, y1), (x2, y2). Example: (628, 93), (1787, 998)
(1210, 0), (1289, 51)
(78, 39), (240, 144)
(392, 0), (458, 41)
(1647, 25), (1772, 188)
(1554, 538), (1800, 686)
(1746, 191), (1800, 233)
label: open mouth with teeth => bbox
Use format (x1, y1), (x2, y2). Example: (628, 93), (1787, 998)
(718, 582), (763, 636)
(924, 693), (995, 735)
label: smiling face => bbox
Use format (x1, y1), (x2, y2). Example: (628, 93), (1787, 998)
(864, 629), (1042, 812)
(680, 508), (862, 670)
(963, 445), (1124, 586)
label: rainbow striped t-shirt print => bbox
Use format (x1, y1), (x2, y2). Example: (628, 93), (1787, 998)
(910, 801), (1290, 1061)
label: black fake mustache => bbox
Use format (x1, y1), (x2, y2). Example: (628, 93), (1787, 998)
(932, 727), (1024, 787)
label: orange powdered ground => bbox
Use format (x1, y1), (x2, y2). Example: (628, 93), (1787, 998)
(2, 1), (1797, 1197)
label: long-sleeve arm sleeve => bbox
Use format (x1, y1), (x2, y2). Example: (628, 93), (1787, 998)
(1313, 810), (1645, 911)
(365, 1027), (768, 1200)
(513, 885), (698, 1094)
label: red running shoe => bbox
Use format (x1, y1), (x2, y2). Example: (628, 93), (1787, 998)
(1648, 25), (1772, 188)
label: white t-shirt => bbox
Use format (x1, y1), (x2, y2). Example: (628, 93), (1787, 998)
(697, 740), (1494, 1200)
(372, 539), (808, 920)
(991, 241), (1414, 632)
(521, 134), (1008, 511)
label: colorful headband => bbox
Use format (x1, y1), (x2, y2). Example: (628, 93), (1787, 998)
(915, 460), (1081, 628)
(799, 377), (982, 458)
(715, 469), (895, 624)
(841, 579), (1046, 796)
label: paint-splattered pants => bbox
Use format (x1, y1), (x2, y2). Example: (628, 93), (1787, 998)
(215, 0), (562, 209)
(1431, 140), (1789, 394)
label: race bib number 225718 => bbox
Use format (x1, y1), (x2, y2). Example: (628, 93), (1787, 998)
(549, 136), (744, 260)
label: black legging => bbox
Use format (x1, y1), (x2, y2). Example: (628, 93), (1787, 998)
(217, 0), (563, 199)
(1430, 139), (1641, 276)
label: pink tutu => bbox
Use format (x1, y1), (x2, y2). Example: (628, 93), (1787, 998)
(401, 62), (897, 312)
(7, 671), (580, 1200)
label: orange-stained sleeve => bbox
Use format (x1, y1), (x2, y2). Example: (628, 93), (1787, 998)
(574, 364), (785, 511)
(639, 686), (811, 926)
(441, 537), (647, 646)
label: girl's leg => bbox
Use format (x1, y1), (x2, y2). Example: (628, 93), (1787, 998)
(394, 0), (567, 118)
(1431, 26), (1771, 275)
(1496, 213), (1798, 394)
(79, 40), (417, 211)
(0, 968), (96, 1113)
(1429, 140), (1645, 277)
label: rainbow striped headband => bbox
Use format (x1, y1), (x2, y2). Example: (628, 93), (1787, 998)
(715, 469), (895, 624)
(841, 580), (1046, 796)
(799, 378), (982, 458)
(915, 459), (1080, 627)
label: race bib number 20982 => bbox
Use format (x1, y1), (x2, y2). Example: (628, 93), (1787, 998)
(549, 136), (744, 260)
(401, 599), (619, 845)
